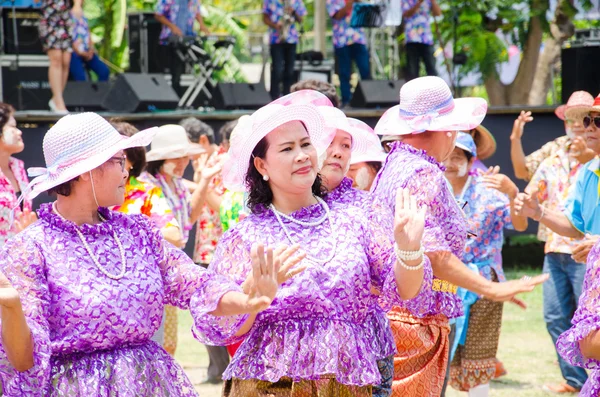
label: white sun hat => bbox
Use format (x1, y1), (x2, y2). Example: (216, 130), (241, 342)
(374, 76), (488, 136)
(145, 124), (206, 162)
(223, 92), (330, 192)
(21, 112), (157, 203)
(347, 118), (387, 165)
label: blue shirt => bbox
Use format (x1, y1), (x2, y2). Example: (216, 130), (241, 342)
(263, 0), (307, 44)
(564, 158), (600, 235)
(71, 15), (91, 53)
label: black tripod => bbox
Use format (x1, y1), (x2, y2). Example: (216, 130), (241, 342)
(1, 0), (24, 110)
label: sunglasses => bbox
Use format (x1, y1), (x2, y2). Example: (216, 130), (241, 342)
(583, 116), (600, 129)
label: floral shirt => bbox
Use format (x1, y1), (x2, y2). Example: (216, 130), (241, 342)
(455, 169), (513, 282)
(263, 0), (307, 44)
(326, 0), (367, 49)
(155, 0), (202, 45)
(371, 141), (468, 319)
(402, 0), (434, 45)
(193, 149), (226, 264)
(557, 240), (600, 397)
(112, 176), (179, 231)
(219, 190), (246, 233)
(139, 172), (192, 243)
(194, 199), (433, 385)
(71, 15), (91, 53)
(527, 148), (584, 255)
(0, 203), (238, 395)
(524, 135), (570, 182)
(0, 157), (32, 248)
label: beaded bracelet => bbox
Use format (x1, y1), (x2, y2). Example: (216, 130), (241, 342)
(396, 256), (425, 271)
(394, 243), (424, 261)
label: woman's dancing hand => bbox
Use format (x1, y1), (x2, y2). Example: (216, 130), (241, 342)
(393, 188), (426, 252)
(273, 244), (307, 285)
(0, 272), (20, 309)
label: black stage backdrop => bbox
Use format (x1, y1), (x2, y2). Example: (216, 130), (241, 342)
(13, 108), (565, 263)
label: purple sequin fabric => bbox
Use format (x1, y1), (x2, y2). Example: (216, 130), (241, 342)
(193, 195), (433, 386)
(0, 203), (239, 396)
(370, 141), (468, 319)
(556, 241), (600, 397)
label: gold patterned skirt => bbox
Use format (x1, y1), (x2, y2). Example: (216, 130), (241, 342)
(388, 307), (451, 397)
(163, 305), (178, 356)
(449, 297), (504, 391)
(222, 376), (372, 397)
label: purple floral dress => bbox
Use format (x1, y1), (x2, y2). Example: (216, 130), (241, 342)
(557, 241), (600, 397)
(370, 141), (468, 319)
(194, 198), (433, 386)
(39, 0), (74, 52)
(0, 203), (239, 396)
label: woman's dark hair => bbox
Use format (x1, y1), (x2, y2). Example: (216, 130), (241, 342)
(48, 177), (80, 197)
(366, 161), (382, 174)
(146, 160), (165, 177)
(220, 119), (239, 142)
(110, 121), (146, 178)
(245, 136), (326, 213)
(0, 102), (15, 134)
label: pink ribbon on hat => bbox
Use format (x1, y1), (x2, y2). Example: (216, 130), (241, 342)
(405, 110), (440, 133)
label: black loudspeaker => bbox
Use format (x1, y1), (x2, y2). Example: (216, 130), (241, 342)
(102, 73), (179, 113)
(211, 83), (271, 110)
(1, 8), (44, 55)
(63, 81), (110, 112)
(350, 80), (403, 108)
(561, 45), (600, 103)
(127, 12), (169, 74)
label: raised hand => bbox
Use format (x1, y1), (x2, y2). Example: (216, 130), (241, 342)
(570, 136), (596, 164)
(245, 244), (280, 313)
(272, 244), (307, 285)
(514, 191), (542, 219)
(0, 272), (20, 309)
(482, 172), (519, 199)
(14, 208), (37, 233)
(510, 111), (534, 141)
(394, 188), (426, 251)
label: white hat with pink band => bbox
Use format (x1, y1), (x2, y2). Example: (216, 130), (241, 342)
(346, 118), (387, 165)
(375, 76), (488, 136)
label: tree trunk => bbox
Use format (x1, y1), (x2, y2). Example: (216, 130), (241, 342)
(528, 2), (575, 105)
(508, 16), (545, 104)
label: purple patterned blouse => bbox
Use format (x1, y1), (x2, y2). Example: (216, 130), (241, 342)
(557, 241), (600, 397)
(193, 196), (433, 386)
(370, 141), (468, 319)
(0, 203), (239, 396)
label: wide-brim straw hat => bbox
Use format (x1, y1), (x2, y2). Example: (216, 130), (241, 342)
(468, 124), (496, 160)
(347, 118), (387, 165)
(23, 112), (157, 202)
(374, 76), (487, 136)
(455, 131), (477, 157)
(223, 92), (330, 192)
(146, 124), (206, 162)
(563, 91), (597, 121)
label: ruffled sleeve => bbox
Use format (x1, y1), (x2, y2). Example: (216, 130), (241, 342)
(135, 215), (245, 341)
(0, 234), (52, 395)
(557, 242), (600, 369)
(365, 199), (433, 313)
(189, 226), (252, 346)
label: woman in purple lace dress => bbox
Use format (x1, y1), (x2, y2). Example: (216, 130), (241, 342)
(557, 241), (600, 396)
(0, 113), (286, 396)
(193, 91), (434, 396)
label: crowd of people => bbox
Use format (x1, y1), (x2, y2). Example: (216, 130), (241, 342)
(0, 75), (600, 397)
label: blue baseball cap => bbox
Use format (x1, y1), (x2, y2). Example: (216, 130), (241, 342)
(455, 131), (477, 157)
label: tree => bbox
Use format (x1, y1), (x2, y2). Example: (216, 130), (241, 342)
(438, 0), (588, 106)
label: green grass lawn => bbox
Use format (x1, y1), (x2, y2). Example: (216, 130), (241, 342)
(178, 269), (577, 396)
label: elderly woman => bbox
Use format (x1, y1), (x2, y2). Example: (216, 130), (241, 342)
(194, 91), (433, 396)
(370, 76), (547, 396)
(0, 103), (36, 246)
(0, 113), (284, 396)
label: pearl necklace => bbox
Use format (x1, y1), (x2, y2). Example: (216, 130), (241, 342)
(52, 202), (127, 280)
(270, 197), (337, 264)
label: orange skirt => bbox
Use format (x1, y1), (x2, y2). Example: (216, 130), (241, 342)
(222, 376), (371, 397)
(388, 307), (450, 397)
